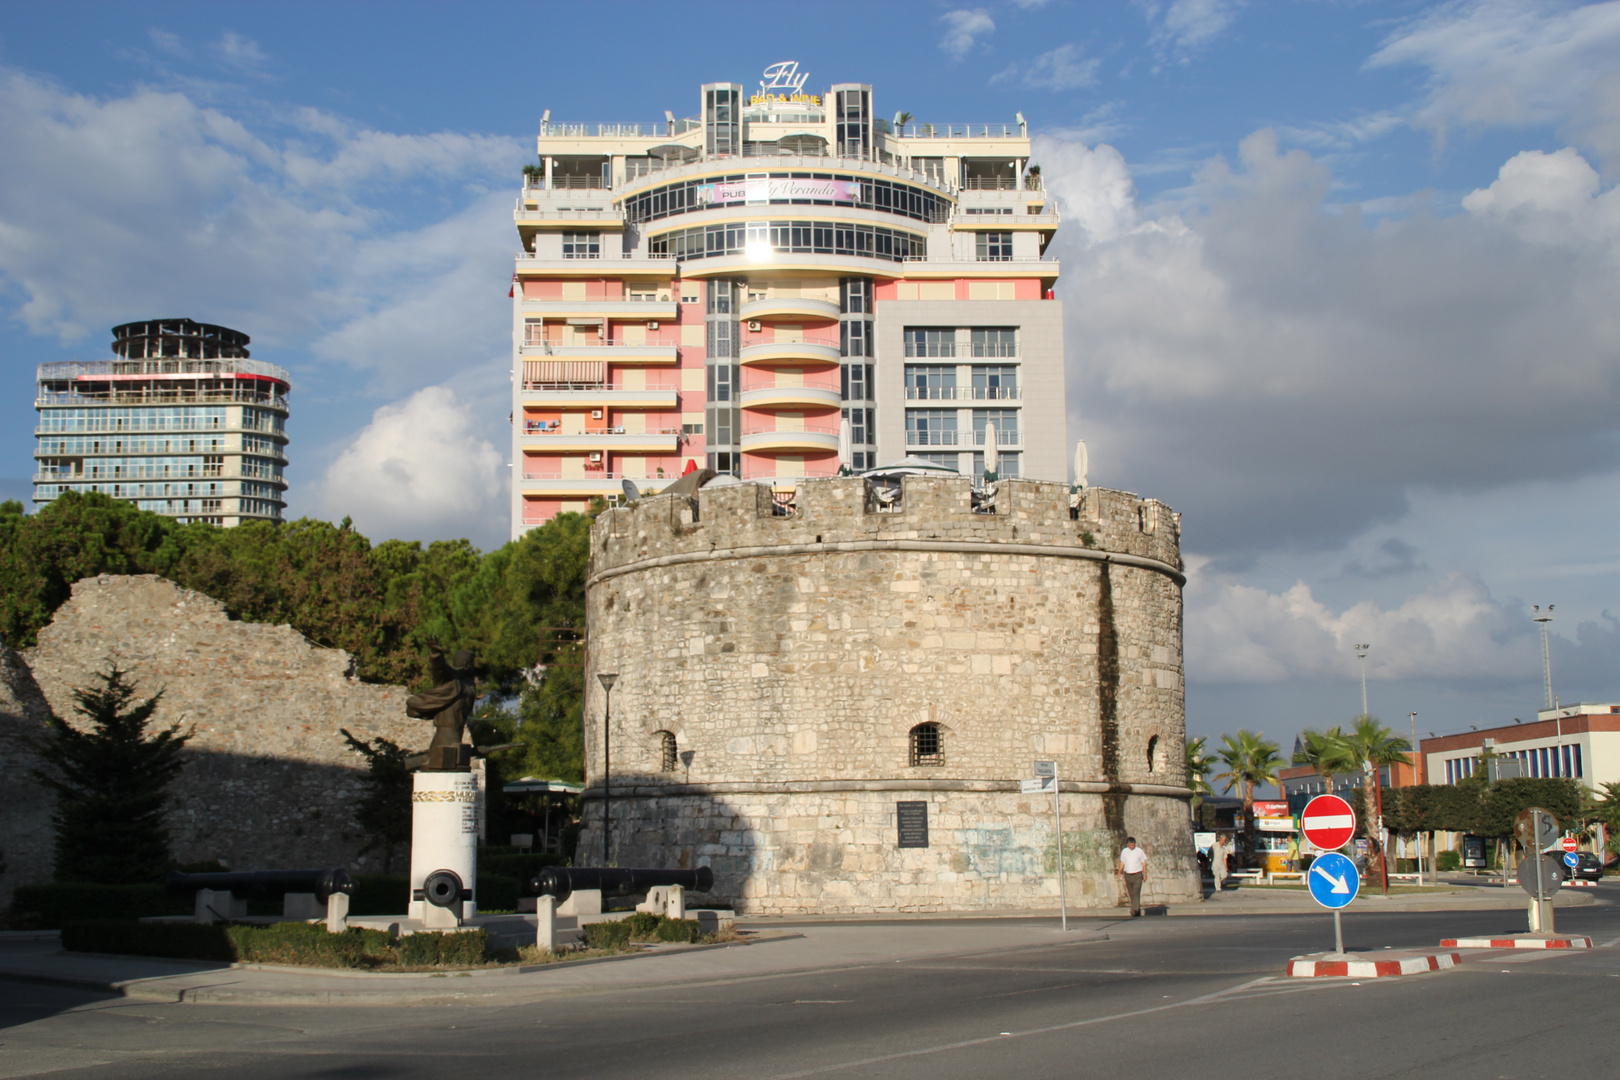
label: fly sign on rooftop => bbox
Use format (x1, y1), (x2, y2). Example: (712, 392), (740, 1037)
(750, 61), (821, 107)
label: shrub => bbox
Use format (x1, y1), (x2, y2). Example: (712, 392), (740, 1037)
(580, 919), (634, 948)
(11, 883), (187, 929)
(1437, 850), (1461, 872)
(397, 929), (489, 966)
(578, 912), (703, 948)
(60, 920), (395, 968)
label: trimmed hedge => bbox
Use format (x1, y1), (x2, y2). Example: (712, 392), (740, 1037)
(61, 919), (492, 968)
(579, 912), (703, 948)
(10, 884), (188, 929)
(1437, 850), (1462, 871)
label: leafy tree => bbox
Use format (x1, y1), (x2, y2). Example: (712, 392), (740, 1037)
(1215, 730), (1283, 862)
(1185, 736), (1214, 817)
(1477, 777), (1583, 840)
(339, 730), (413, 873)
(1292, 727), (1353, 796)
(32, 666), (190, 884)
(1338, 715), (1412, 891)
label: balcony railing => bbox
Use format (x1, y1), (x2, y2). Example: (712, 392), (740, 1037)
(37, 358), (291, 382)
(904, 429), (1021, 447)
(740, 331), (842, 351)
(524, 422), (685, 436)
(961, 176), (1043, 191)
(889, 123), (1022, 139)
(742, 421), (841, 438)
(37, 390), (288, 409)
(905, 386), (1022, 400)
(522, 336), (681, 350)
(740, 375), (841, 395)
(515, 251), (673, 261)
(539, 121), (687, 138)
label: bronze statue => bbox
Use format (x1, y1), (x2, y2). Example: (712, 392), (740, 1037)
(405, 641), (477, 771)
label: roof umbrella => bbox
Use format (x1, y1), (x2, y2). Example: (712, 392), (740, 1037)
(837, 417), (853, 475)
(1073, 439), (1089, 489)
(983, 422), (999, 482)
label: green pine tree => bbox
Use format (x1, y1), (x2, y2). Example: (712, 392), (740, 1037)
(32, 666), (190, 884)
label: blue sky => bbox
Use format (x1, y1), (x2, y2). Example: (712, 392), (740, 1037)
(4, 1), (1620, 758)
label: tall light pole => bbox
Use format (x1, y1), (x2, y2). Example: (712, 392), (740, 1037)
(1354, 643), (1371, 718)
(1532, 605), (1555, 711)
(597, 672), (619, 866)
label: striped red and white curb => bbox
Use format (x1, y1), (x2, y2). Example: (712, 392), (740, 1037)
(1440, 935), (1592, 949)
(1287, 952), (1461, 978)
(1505, 877), (1597, 886)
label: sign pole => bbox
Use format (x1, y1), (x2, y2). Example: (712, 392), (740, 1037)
(1334, 907), (1344, 956)
(1055, 765), (1067, 932)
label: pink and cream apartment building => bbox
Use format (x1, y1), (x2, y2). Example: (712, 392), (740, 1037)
(509, 67), (1065, 533)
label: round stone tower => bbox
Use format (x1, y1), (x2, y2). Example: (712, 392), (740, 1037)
(581, 474), (1198, 914)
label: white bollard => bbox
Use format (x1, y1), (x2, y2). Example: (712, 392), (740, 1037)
(535, 895), (557, 952)
(557, 889), (601, 918)
(325, 892), (350, 933)
(666, 885), (685, 920)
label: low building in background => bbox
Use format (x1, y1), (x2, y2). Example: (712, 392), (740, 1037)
(33, 318), (289, 526)
(1420, 703), (1620, 788)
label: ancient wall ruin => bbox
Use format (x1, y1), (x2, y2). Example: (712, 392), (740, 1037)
(581, 475), (1200, 914)
(0, 575), (421, 901)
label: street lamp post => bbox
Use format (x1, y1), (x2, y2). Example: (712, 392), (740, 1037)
(597, 672), (619, 866)
(1532, 605), (1555, 710)
(1354, 643), (1370, 718)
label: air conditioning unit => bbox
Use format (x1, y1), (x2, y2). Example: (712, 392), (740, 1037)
(589, 452), (603, 462)
(747, 320), (762, 331)
(647, 320), (660, 330)
(591, 409), (603, 419)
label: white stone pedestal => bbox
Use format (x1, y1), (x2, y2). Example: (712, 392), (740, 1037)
(409, 770), (479, 923)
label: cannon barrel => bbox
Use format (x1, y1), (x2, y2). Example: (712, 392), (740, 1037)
(165, 869), (356, 903)
(528, 866), (714, 901)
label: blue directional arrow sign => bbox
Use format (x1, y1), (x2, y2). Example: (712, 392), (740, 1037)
(1307, 851), (1360, 910)
(1563, 851), (1580, 869)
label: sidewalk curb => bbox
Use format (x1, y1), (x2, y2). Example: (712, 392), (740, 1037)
(1287, 951), (1461, 978)
(1440, 935), (1592, 949)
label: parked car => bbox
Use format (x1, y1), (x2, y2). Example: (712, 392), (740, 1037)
(1564, 852), (1604, 883)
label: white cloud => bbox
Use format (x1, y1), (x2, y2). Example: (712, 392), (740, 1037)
(317, 385), (506, 547)
(940, 9), (996, 60)
(991, 44), (1101, 91)
(1038, 129), (1620, 560)
(1187, 563), (1533, 685)
(1370, 0), (1620, 170)
(1138, 0), (1239, 63)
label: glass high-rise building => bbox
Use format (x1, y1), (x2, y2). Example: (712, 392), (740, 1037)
(511, 68), (1064, 534)
(33, 318), (289, 525)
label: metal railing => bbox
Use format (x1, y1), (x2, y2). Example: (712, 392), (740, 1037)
(37, 390), (288, 409)
(37, 358), (291, 382)
(961, 176), (1043, 190)
(539, 121), (687, 138)
(524, 423), (684, 436)
(522, 337), (681, 350)
(741, 332), (842, 351)
(742, 421), (841, 437)
(890, 123), (1021, 139)
(515, 251), (673, 261)
(740, 375), (841, 394)
(905, 386), (1022, 400)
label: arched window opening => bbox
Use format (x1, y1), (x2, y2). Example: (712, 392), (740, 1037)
(910, 723), (943, 767)
(657, 730), (678, 772)
(1146, 735), (1159, 773)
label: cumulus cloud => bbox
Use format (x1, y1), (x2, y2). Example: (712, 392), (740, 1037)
(317, 386), (506, 547)
(1339, 538), (1428, 580)
(940, 9), (995, 60)
(0, 67), (517, 346)
(991, 44), (1101, 91)
(1038, 129), (1620, 556)
(1370, 0), (1620, 170)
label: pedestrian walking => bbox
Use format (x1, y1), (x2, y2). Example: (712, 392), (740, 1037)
(1117, 837), (1148, 916)
(1210, 835), (1228, 896)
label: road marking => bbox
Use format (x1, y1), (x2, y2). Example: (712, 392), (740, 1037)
(1601, 934), (1620, 948)
(755, 977), (1277, 1079)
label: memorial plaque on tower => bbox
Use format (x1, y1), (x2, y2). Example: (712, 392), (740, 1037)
(896, 801), (930, 848)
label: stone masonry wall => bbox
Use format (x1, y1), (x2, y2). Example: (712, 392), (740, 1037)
(3, 575), (421, 896)
(581, 475), (1200, 913)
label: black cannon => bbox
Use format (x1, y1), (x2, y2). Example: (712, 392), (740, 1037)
(527, 866), (714, 902)
(165, 868), (356, 903)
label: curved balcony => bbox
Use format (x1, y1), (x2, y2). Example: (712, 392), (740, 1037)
(739, 337), (840, 367)
(739, 297), (840, 323)
(740, 424), (842, 453)
(740, 384), (842, 410)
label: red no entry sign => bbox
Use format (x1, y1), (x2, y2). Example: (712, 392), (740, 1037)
(1301, 794), (1356, 851)
(1562, 836), (1578, 853)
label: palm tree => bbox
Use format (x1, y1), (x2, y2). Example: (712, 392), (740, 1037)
(1293, 727), (1353, 796)
(1185, 736), (1215, 820)
(1215, 730), (1283, 865)
(1339, 715), (1412, 893)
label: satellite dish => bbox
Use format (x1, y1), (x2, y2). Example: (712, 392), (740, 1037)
(621, 478), (641, 503)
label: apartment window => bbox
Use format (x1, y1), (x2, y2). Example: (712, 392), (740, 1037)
(707, 280), (736, 315)
(842, 406), (874, 445)
(841, 319), (873, 358)
(904, 328), (955, 357)
(708, 450), (737, 475)
(971, 365), (1018, 399)
(840, 276), (872, 314)
(972, 451), (1020, 477)
(906, 365), (957, 400)
(657, 731), (678, 772)
(682, 422), (704, 437)
(706, 321), (736, 360)
(914, 452), (957, 469)
(974, 409), (1018, 445)
(561, 232), (600, 259)
(907, 409), (957, 446)
(909, 722), (943, 767)
(842, 363), (874, 402)
(707, 362), (735, 403)
(681, 286), (700, 304)
(976, 231), (1014, 261)
(971, 328), (1018, 357)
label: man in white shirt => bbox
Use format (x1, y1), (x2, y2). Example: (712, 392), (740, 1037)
(1117, 837), (1148, 916)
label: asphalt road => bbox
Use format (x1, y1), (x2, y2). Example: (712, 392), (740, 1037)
(4, 902), (1619, 1080)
